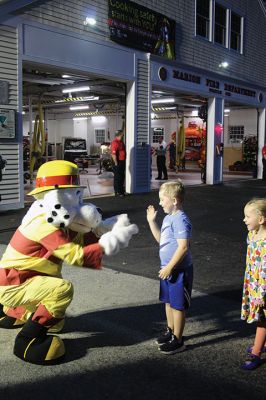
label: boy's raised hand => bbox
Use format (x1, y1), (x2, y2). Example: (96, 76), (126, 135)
(146, 205), (157, 223)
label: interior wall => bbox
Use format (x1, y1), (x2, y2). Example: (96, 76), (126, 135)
(23, 114), (123, 158)
(223, 108), (258, 168)
(23, 107), (258, 168)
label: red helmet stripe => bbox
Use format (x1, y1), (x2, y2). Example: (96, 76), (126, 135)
(36, 175), (80, 188)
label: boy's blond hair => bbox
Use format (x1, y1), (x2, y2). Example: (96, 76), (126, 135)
(159, 179), (185, 202)
(245, 198), (266, 217)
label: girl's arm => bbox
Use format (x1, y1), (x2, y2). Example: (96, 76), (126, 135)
(146, 205), (161, 243)
(159, 238), (189, 279)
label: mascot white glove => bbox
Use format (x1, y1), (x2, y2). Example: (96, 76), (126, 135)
(99, 214), (138, 255)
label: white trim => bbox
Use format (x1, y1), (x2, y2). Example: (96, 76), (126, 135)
(240, 16), (244, 55)
(206, 98), (215, 184)
(257, 108), (266, 179)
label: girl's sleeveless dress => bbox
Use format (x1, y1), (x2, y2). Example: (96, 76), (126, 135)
(241, 231), (266, 323)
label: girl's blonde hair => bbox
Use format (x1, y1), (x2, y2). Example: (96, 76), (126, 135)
(159, 179), (185, 202)
(245, 198), (266, 217)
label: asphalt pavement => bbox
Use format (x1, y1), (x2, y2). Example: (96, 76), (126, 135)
(0, 178), (265, 400)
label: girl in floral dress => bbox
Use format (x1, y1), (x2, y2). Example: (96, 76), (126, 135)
(241, 198), (266, 370)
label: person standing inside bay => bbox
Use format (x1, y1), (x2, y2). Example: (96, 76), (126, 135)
(111, 130), (126, 196)
(155, 136), (168, 180)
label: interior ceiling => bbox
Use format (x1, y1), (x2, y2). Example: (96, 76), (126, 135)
(22, 64), (247, 118)
(22, 64), (127, 116)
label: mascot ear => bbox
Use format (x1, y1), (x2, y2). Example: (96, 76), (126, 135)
(22, 200), (45, 226)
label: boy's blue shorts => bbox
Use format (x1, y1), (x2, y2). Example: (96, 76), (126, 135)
(159, 266), (193, 311)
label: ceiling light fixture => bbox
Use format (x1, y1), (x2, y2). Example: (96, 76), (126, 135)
(62, 86), (90, 93)
(92, 116), (106, 123)
(219, 61), (229, 68)
(224, 108), (230, 113)
(69, 105), (89, 111)
(84, 17), (96, 26)
(62, 74), (71, 78)
(151, 98), (175, 104)
(73, 117), (88, 121)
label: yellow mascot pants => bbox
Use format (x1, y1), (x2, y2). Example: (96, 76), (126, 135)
(0, 275), (74, 328)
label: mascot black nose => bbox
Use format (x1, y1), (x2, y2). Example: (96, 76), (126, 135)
(60, 222), (65, 228)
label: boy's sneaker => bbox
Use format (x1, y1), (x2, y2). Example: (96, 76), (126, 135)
(156, 327), (172, 346)
(158, 334), (186, 355)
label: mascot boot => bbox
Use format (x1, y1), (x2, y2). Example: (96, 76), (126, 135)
(0, 304), (25, 329)
(13, 317), (65, 365)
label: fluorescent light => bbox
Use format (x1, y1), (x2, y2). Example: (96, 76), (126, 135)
(73, 117), (88, 121)
(62, 74), (71, 78)
(92, 116), (106, 123)
(62, 86), (90, 93)
(69, 105), (89, 111)
(224, 108), (230, 113)
(87, 96), (99, 101)
(164, 106), (177, 110)
(151, 98), (175, 104)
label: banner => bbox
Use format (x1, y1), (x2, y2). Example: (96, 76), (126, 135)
(108, 0), (175, 60)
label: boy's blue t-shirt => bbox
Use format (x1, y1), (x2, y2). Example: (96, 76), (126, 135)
(159, 211), (192, 269)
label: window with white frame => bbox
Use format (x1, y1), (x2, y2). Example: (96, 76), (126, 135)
(230, 12), (242, 52)
(214, 3), (227, 46)
(95, 128), (106, 144)
(152, 127), (164, 143)
(229, 125), (244, 143)
(196, 0), (210, 39)
(195, 1), (243, 53)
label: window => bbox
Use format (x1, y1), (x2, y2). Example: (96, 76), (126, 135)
(196, 0), (210, 39)
(230, 12), (242, 52)
(195, 1), (244, 53)
(95, 128), (106, 144)
(229, 126), (244, 143)
(152, 127), (164, 143)
(214, 3), (227, 46)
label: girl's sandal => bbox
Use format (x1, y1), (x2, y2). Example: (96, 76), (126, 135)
(241, 354), (262, 370)
(246, 345), (266, 354)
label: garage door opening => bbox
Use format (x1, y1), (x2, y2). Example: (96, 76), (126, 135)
(222, 103), (258, 182)
(22, 63), (126, 202)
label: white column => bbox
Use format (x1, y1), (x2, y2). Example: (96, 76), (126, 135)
(206, 97), (224, 184)
(257, 108), (266, 179)
(125, 80), (136, 194)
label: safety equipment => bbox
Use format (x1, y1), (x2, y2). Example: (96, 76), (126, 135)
(28, 160), (84, 196)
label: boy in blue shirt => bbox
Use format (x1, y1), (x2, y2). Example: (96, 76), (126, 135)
(147, 180), (193, 354)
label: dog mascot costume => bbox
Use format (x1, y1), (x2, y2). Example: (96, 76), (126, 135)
(0, 160), (138, 364)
